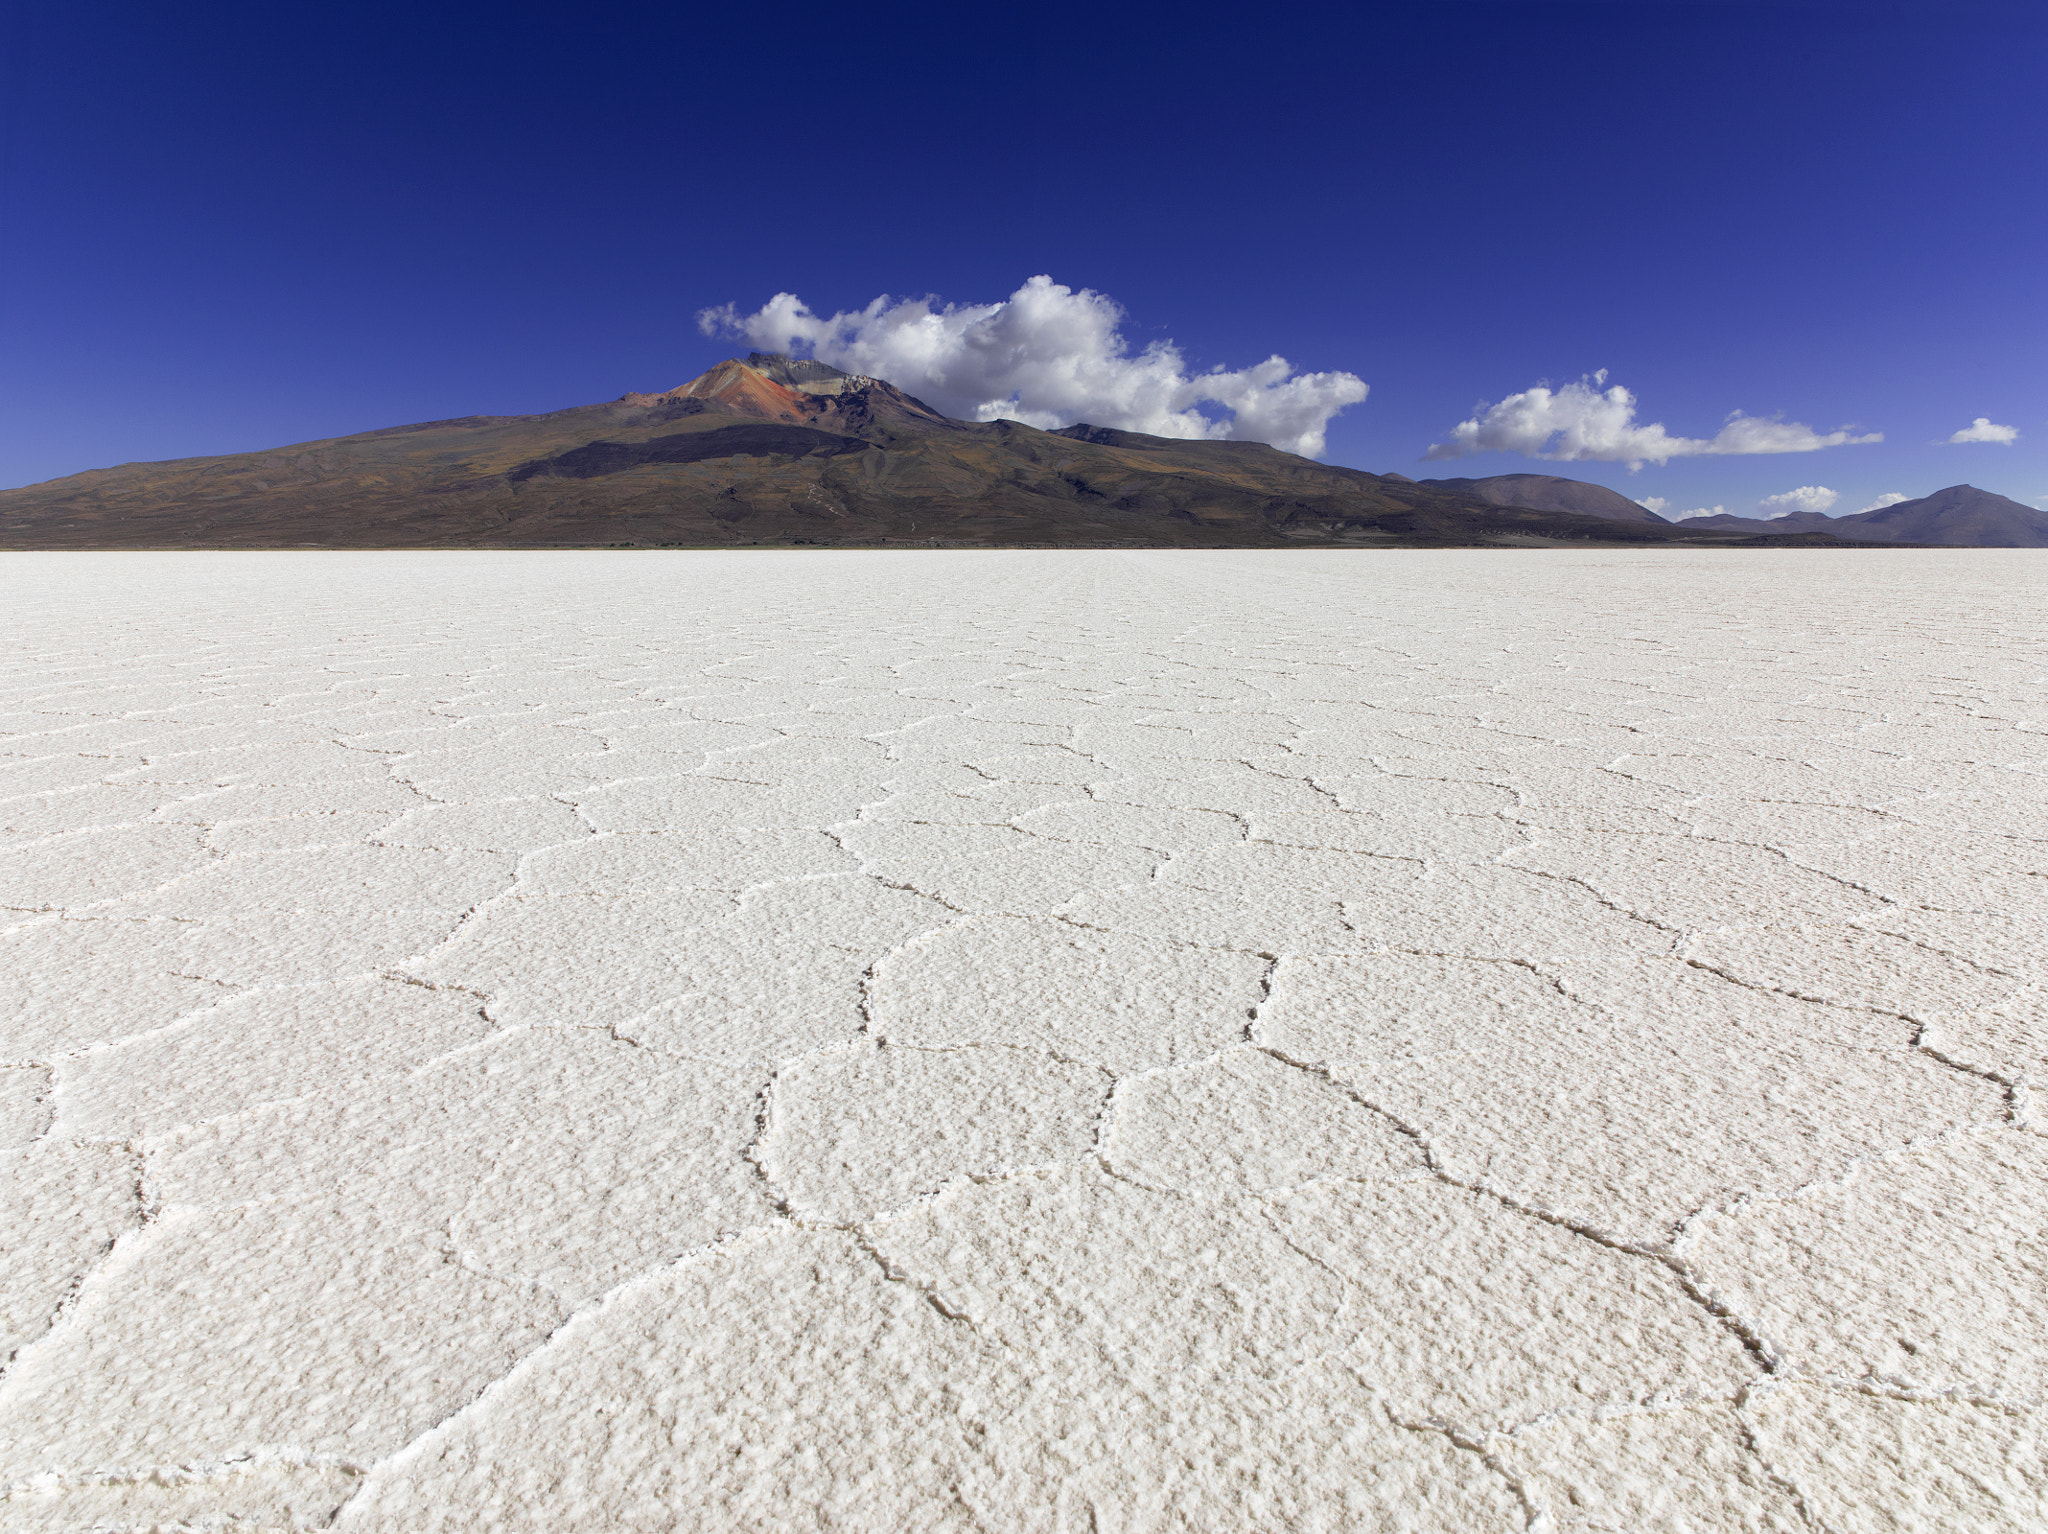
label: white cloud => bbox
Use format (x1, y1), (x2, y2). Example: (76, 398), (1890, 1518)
(1757, 485), (1838, 517)
(1639, 496), (1672, 516)
(1675, 505), (1732, 521)
(1946, 417), (2018, 445)
(698, 276), (1369, 458)
(1856, 491), (1910, 513)
(1424, 373), (1881, 469)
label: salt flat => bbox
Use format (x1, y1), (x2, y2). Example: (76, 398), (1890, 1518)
(1, 548), (2043, 1532)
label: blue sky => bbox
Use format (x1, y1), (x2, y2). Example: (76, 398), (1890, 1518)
(4, 0), (2043, 516)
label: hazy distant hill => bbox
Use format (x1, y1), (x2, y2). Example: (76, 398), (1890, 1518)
(1417, 473), (1668, 524)
(1679, 485), (2047, 546)
(1677, 510), (1840, 535)
(0, 355), (1902, 550)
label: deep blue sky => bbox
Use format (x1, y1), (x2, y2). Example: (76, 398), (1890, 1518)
(5, 0), (2043, 514)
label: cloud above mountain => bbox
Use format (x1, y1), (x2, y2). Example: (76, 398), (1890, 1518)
(1424, 373), (1881, 469)
(699, 276), (1369, 458)
(1856, 492), (1910, 512)
(1758, 485), (1839, 517)
(1946, 417), (2018, 444)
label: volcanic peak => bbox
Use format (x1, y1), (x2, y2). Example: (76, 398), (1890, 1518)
(612, 353), (958, 435)
(743, 352), (867, 395)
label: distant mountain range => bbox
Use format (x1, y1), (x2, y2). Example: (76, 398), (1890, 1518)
(1670, 486), (2048, 547)
(0, 354), (2016, 548)
(1418, 476), (2047, 546)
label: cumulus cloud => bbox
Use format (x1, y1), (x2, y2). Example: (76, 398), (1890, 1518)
(1946, 417), (2018, 445)
(1856, 491), (1911, 513)
(1424, 372), (1882, 470)
(1675, 505), (1732, 521)
(1639, 496), (1672, 517)
(1757, 485), (1838, 517)
(698, 276), (1369, 458)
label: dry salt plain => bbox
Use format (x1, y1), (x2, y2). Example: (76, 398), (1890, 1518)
(2, 548), (2045, 1534)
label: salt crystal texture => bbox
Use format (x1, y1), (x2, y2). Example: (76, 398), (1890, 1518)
(1, 547), (2044, 1531)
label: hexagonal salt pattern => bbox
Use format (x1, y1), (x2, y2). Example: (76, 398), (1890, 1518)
(2, 547), (2044, 1530)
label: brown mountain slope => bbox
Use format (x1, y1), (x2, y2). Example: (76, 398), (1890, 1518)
(1417, 473), (1668, 524)
(0, 355), (1901, 550)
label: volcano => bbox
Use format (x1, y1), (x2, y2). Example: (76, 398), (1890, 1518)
(0, 356), (1906, 550)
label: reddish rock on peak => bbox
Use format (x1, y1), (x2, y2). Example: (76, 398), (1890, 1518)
(668, 359), (817, 423)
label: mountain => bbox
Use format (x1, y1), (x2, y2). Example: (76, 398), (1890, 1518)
(1417, 473), (1668, 524)
(1676, 486), (2048, 546)
(1674, 510), (1841, 535)
(1834, 485), (2048, 547)
(0, 356), (1901, 550)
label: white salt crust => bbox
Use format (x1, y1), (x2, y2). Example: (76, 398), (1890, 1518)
(0, 546), (2044, 1532)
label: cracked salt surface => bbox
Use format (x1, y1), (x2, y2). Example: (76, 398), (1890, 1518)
(0, 548), (2043, 1532)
